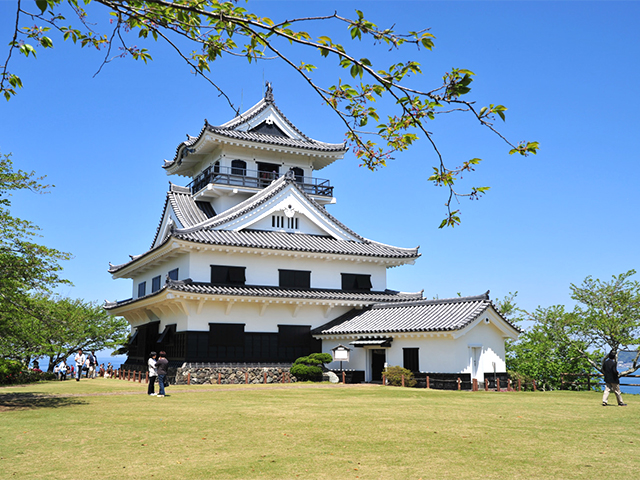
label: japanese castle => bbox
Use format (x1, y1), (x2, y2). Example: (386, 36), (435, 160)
(106, 85), (518, 383)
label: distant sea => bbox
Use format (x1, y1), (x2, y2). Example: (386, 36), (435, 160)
(620, 376), (640, 395)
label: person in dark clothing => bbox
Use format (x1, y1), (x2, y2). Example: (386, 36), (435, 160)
(156, 351), (169, 398)
(602, 351), (627, 406)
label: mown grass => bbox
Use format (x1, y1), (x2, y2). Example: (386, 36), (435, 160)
(0, 379), (638, 479)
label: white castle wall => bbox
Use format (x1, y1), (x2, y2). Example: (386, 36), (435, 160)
(320, 315), (508, 382)
(187, 250), (387, 291)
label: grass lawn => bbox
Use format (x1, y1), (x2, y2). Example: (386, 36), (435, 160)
(0, 379), (638, 479)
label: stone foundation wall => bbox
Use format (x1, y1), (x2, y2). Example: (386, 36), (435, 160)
(175, 365), (297, 385)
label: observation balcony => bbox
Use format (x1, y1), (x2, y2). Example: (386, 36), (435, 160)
(187, 165), (333, 198)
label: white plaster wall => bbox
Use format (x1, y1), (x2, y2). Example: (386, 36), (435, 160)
(210, 194), (254, 214)
(184, 301), (352, 333)
(196, 147), (315, 178)
(131, 254), (190, 298)
(187, 250), (387, 290)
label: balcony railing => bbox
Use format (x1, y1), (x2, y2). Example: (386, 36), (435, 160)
(188, 166), (333, 197)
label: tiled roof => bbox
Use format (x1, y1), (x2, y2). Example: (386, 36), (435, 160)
(149, 183), (217, 250)
(105, 280), (423, 309)
(168, 185), (215, 228)
(311, 292), (519, 335)
(203, 126), (346, 152)
(163, 94), (346, 170)
(174, 229), (419, 258)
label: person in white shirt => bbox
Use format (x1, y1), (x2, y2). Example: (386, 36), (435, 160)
(148, 352), (158, 396)
(74, 349), (86, 381)
(58, 360), (68, 381)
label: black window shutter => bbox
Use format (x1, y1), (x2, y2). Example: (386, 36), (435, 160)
(295, 271), (311, 289)
(357, 275), (372, 290)
(341, 273), (356, 290)
(211, 266), (229, 284)
(228, 267), (246, 284)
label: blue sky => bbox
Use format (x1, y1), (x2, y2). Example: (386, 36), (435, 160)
(1, 0), (639, 322)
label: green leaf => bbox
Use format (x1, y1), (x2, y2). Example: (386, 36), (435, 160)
(36, 0), (48, 14)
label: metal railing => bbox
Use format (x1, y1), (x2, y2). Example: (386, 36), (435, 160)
(188, 165), (333, 197)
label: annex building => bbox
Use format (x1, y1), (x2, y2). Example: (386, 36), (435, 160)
(106, 86), (518, 383)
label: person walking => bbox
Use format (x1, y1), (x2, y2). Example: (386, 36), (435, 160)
(147, 352), (158, 396)
(156, 351), (169, 398)
(602, 351), (627, 406)
(74, 349), (86, 381)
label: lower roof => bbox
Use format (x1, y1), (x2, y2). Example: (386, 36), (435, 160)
(105, 279), (423, 310)
(311, 292), (520, 336)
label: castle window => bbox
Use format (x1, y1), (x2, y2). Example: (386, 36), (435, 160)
(286, 217), (299, 229)
(138, 281), (146, 298)
(279, 269), (311, 289)
(168, 268), (179, 281)
(403, 348), (419, 372)
(341, 273), (372, 291)
(272, 215), (285, 228)
(151, 275), (161, 293)
(231, 159), (247, 176)
(209, 323), (245, 347)
(211, 265), (246, 285)
(272, 215), (298, 229)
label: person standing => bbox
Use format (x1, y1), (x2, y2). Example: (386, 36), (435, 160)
(87, 351), (96, 379)
(74, 349), (86, 381)
(156, 351), (169, 398)
(58, 360), (68, 381)
(602, 351), (627, 406)
(147, 352), (158, 396)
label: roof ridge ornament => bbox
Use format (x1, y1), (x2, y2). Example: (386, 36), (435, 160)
(265, 81), (273, 103)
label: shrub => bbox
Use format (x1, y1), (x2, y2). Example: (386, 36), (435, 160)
(290, 353), (333, 381)
(0, 359), (56, 385)
(382, 366), (416, 387)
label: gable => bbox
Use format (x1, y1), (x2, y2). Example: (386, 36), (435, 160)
(248, 120), (288, 137)
(221, 101), (307, 141)
(151, 202), (177, 249)
(208, 179), (360, 241)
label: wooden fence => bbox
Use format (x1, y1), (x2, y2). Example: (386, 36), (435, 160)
(560, 373), (640, 390)
(382, 374), (539, 392)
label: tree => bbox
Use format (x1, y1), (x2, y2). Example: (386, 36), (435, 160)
(506, 271), (640, 389)
(1, 0), (538, 227)
(0, 293), (129, 370)
(569, 270), (640, 375)
(0, 151), (71, 350)
(290, 352), (333, 381)
(506, 306), (598, 391)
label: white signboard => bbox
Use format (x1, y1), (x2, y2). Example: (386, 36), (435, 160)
(332, 345), (350, 362)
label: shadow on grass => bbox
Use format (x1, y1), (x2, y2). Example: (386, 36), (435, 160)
(0, 393), (87, 411)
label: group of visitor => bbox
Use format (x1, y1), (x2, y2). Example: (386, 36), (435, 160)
(147, 351), (169, 397)
(52, 355), (118, 380)
(72, 349), (101, 381)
